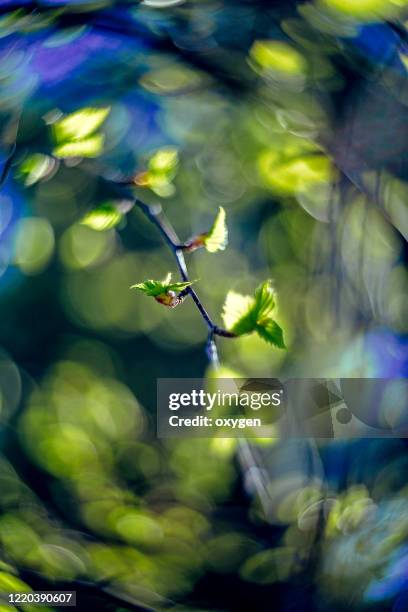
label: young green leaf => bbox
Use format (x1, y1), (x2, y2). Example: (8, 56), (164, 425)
(166, 279), (195, 293)
(253, 279), (276, 322)
(130, 274), (195, 308)
(222, 291), (257, 335)
(222, 280), (285, 348)
(203, 206), (228, 253)
(131, 279), (169, 297)
(256, 319), (285, 348)
(185, 207), (228, 253)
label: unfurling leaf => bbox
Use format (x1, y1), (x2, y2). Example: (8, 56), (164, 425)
(185, 207), (228, 253)
(80, 203), (123, 231)
(51, 106), (111, 159)
(222, 280), (285, 348)
(131, 273), (195, 308)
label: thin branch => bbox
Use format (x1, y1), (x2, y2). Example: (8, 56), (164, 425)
(205, 330), (220, 368)
(136, 199), (235, 343)
(135, 199), (278, 520)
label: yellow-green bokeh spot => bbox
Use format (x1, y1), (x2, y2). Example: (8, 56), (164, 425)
(148, 147), (179, 176)
(249, 40), (307, 76)
(240, 547), (296, 584)
(0, 571), (31, 593)
(52, 106), (110, 159)
(53, 135), (105, 159)
(143, 147), (179, 197)
(13, 217), (55, 275)
(258, 151), (333, 195)
(318, 0), (408, 20)
(60, 223), (114, 269)
(53, 107), (111, 143)
(18, 154), (56, 186)
(80, 203), (123, 231)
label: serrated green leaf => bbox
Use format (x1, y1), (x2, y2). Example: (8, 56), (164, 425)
(166, 280), (195, 292)
(80, 203), (123, 231)
(256, 320), (285, 348)
(222, 291), (256, 335)
(203, 206), (228, 253)
(222, 281), (285, 348)
(53, 107), (111, 143)
(53, 134), (105, 159)
(130, 279), (168, 297)
(253, 280), (276, 322)
(130, 273), (195, 297)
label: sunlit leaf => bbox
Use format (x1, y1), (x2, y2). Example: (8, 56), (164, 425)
(53, 135), (105, 159)
(222, 281), (285, 347)
(166, 280), (196, 293)
(185, 207), (228, 253)
(131, 274), (195, 307)
(131, 279), (170, 297)
(253, 280), (276, 322)
(256, 319), (286, 348)
(80, 203), (123, 231)
(204, 206), (228, 253)
(53, 106), (111, 143)
(222, 291), (257, 335)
